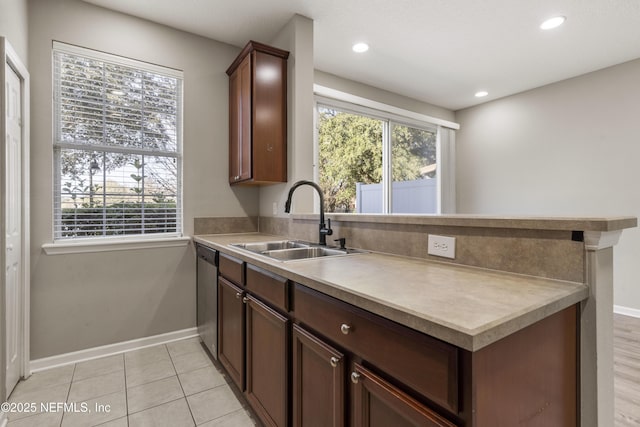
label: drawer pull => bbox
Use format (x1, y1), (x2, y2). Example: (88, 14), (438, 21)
(235, 292), (242, 299)
(242, 296), (249, 304)
(340, 324), (351, 335)
(351, 371), (361, 384)
(329, 356), (340, 368)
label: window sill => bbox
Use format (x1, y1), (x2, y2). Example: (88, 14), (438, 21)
(42, 236), (191, 255)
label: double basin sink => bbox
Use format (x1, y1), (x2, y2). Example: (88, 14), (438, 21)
(231, 240), (366, 261)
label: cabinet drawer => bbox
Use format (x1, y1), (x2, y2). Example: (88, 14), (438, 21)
(246, 264), (289, 312)
(294, 284), (459, 413)
(219, 253), (244, 286)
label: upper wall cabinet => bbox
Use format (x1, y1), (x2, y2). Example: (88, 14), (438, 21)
(226, 41), (289, 186)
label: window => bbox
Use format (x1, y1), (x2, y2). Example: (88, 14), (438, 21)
(317, 102), (439, 214)
(53, 43), (183, 240)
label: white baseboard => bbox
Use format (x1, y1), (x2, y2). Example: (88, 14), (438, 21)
(614, 305), (640, 318)
(30, 327), (199, 373)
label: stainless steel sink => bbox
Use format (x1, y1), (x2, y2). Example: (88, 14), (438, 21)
(231, 240), (310, 253)
(230, 240), (366, 261)
(262, 246), (349, 260)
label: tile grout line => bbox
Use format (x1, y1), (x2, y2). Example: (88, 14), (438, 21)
(122, 353), (130, 427)
(60, 363), (77, 427)
(166, 344), (198, 426)
(9, 339), (238, 427)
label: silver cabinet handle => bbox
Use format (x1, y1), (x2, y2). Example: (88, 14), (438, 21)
(235, 292), (242, 299)
(340, 324), (351, 335)
(351, 372), (361, 384)
(242, 296), (249, 304)
(329, 357), (339, 368)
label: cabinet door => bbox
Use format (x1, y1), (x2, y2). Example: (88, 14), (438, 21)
(246, 295), (289, 427)
(218, 277), (245, 390)
(292, 324), (345, 427)
(252, 50), (287, 182)
(351, 363), (457, 427)
(228, 54), (251, 183)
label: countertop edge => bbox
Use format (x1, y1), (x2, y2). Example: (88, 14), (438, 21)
(289, 213), (637, 232)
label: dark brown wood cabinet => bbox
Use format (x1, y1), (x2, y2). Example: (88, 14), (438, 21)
(218, 252), (244, 286)
(293, 283), (459, 426)
(246, 295), (290, 427)
(213, 254), (577, 427)
(350, 363), (456, 427)
(292, 324), (345, 427)
(246, 264), (290, 312)
(226, 41), (289, 185)
(217, 276), (245, 390)
(293, 283), (459, 413)
(218, 260), (291, 427)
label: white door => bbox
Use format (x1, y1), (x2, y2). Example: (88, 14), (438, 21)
(5, 62), (22, 396)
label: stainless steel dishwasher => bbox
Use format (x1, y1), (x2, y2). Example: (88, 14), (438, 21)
(196, 244), (218, 359)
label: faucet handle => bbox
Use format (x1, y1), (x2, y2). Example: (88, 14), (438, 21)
(326, 218), (333, 235)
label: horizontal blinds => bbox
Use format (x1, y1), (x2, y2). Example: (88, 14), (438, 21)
(53, 43), (183, 240)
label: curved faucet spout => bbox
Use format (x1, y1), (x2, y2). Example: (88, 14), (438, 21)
(284, 180), (333, 245)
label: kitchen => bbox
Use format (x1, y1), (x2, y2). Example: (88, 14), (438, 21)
(1, 0), (640, 426)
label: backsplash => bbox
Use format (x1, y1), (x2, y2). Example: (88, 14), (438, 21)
(259, 216), (584, 283)
(194, 216), (258, 235)
(197, 215), (584, 283)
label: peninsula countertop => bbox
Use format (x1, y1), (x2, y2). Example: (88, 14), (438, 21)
(194, 232), (588, 351)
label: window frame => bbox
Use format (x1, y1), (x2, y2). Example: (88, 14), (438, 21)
(314, 86), (458, 215)
(50, 42), (185, 249)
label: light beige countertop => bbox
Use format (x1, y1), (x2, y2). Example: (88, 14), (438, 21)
(194, 232), (588, 352)
(293, 213), (637, 231)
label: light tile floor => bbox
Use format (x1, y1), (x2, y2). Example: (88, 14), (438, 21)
(4, 337), (258, 427)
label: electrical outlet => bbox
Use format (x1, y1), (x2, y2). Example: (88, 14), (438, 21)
(428, 235), (456, 259)
(272, 202), (278, 215)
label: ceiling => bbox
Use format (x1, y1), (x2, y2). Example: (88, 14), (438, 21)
(83, 0), (640, 111)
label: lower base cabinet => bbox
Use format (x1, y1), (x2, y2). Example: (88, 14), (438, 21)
(218, 277), (245, 390)
(292, 324), (454, 427)
(292, 324), (345, 427)
(215, 257), (577, 427)
(350, 363), (456, 427)
(246, 295), (289, 427)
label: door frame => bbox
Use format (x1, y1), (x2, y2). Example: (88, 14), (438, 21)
(1, 37), (31, 399)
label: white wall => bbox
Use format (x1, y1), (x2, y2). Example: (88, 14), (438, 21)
(456, 58), (640, 311)
(28, 0), (256, 358)
(0, 0), (28, 63)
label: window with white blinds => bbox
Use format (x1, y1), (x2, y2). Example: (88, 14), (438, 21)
(53, 42), (183, 240)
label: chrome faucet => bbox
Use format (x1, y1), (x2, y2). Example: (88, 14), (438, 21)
(284, 180), (333, 245)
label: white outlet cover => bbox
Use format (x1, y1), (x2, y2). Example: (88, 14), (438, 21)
(428, 235), (456, 259)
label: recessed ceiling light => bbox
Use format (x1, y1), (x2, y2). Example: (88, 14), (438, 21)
(475, 91), (489, 98)
(110, 90), (125, 96)
(540, 16), (566, 30)
(352, 43), (369, 53)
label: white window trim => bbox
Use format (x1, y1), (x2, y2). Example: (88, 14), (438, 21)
(314, 87), (458, 214)
(42, 235), (191, 255)
(313, 84), (460, 130)
(50, 42), (184, 245)
(52, 41), (183, 78)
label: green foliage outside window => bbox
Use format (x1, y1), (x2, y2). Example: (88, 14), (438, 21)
(318, 107), (436, 213)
